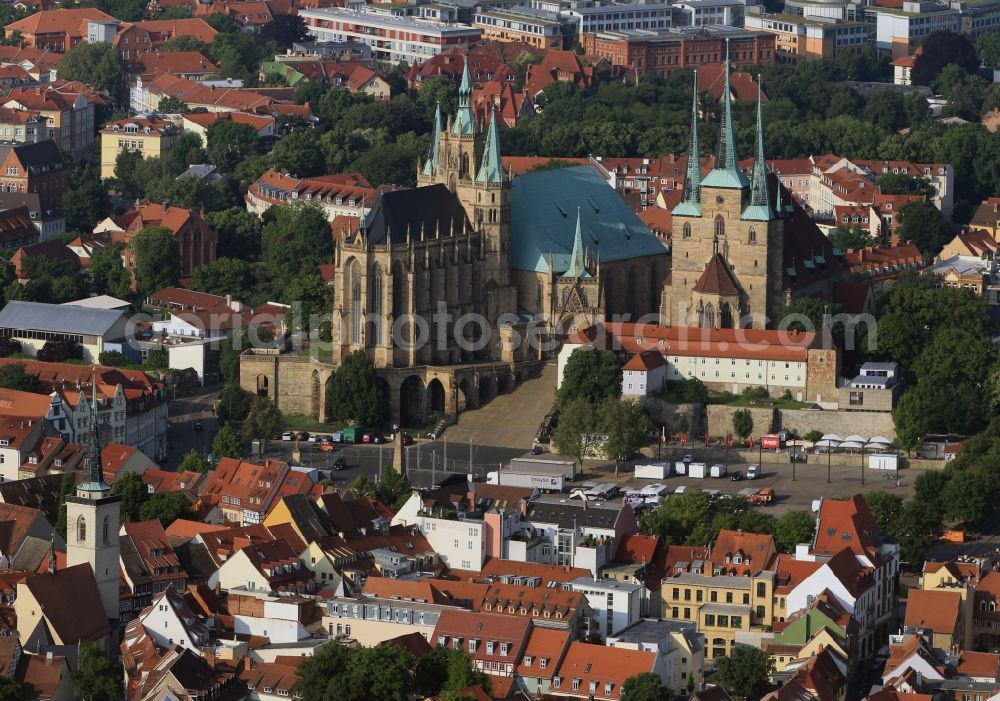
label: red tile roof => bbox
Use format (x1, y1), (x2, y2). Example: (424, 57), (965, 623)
(516, 626), (571, 679)
(812, 495), (881, 561)
(553, 641), (656, 700)
(692, 253), (741, 295)
(698, 63), (767, 103)
(711, 529), (777, 575)
(903, 589), (961, 636)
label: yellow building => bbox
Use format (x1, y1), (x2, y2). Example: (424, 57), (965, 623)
(99, 116), (179, 179)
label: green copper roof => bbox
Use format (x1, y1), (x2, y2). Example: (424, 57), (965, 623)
(452, 59), (475, 135)
(563, 208), (591, 279)
(511, 165), (665, 274)
(743, 78), (774, 222)
(476, 108), (504, 184)
(422, 102), (443, 176)
(703, 40), (749, 190)
(81, 370), (110, 493)
(673, 69), (702, 218)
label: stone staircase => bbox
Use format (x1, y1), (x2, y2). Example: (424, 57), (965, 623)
(443, 363), (557, 449)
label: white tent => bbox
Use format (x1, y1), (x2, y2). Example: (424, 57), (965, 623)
(815, 440), (840, 448)
(868, 436), (893, 445)
(839, 441), (865, 450)
(821, 434), (844, 442)
(843, 435), (867, 444)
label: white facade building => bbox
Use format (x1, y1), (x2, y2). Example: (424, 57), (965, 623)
(570, 577), (644, 641)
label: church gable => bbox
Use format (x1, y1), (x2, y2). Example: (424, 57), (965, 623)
(692, 253), (741, 295)
(362, 184), (471, 245)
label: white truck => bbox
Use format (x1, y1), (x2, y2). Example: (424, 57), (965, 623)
(868, 453), (900, 471)
(688, 462), (707, 479)
(709, 464), (727, 478)
(486, 471), (564, 491)
(625, 484), (669, 510)
(509, 457), (576, 479)
(635, 463), (671, 480)
(674, 461), (687, 476)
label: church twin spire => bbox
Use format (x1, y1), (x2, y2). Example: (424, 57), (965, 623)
(452, 58), (475, 136)
(743, 77), (775, 221)
(81, 368), (109, 493)
(672, 70), (702, 217)
(702, 40), (750, 190)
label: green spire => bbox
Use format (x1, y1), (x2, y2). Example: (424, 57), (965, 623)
(476, 107), (504, 184)
(743, 76), (775, 222)
(452, 58), (474, 135)
(563, 207), (591, 279)
(422, 102), (443, 176)
(672, 69), (702, 218)
(81, 368), (109, 492)
(703, 40), (750, 190)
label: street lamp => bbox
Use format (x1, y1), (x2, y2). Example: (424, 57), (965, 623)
(827, 443), (831, 484)
(860, 443), (865, 486)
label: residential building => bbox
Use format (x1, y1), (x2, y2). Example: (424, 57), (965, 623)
(891, 53), (915, 86)
(134, 585), (210, 653)
(0, 108), (45, 145)
(260, 60), (390, 99)
(245, 169), (375, 223)
(744, 8), (871, 63)
(761, 646), (848, 701)
(0, 300), (129, 363)
(561, 1), (674, 35)
(130, 72), (276, 114)
(524, 49), (596, 97)
(99, 116), (180, 179)
(432, 610), (531, 677)
(14, 564), (112, 655)
(607, 619), (705, 694)
(213, 537), (315, 596)
(904, 588), (971, 652)
(518, 497), (638, 570)
(844, 243), (926, 284)
(405, 48), (515, 92)
(128, 51), (218, 82)
(182, 110), (275, 145)
(0, 140), (67, 212)
(569, 577), (643, 641)
(119, 520), (187, 619)
(0, 206), (38, 251)
(873, 2), (960, 59)
(515, 627), (573, 697)
(111, 18), (218, 63)
(839, 361), (902, 412)
(3, 8), (115, 51)
(474, 8), (564, 50)
(561, 322), (841, 404)
(551, 640), (664, 700)
(1, 82), (104, 158)
(581, 28), (775, 78)
(673, 0), (744, 27)
(198, 457), (322, 526)
(0, 191), (64, 240)
(940, 229), (1000, 259)
(300, 7), (482, 64)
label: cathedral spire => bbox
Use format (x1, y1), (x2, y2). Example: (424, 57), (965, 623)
(422, 102), (443, 176)
(563, 208), (591, 279)
(81, 369), (108, 492)
(476, 107), (504, 184)
(672, 69), (702, 217)
(702, 40), (750, 190)
(452, 58), (474, 135)
(743, 76), (775, 221)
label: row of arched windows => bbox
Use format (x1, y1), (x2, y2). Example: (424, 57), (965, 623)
(76, 515), (111, 544)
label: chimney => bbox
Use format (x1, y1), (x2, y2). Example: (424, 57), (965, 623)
(163, 199), (170, 211)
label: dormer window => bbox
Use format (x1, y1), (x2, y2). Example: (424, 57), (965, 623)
(486, 642), (494, 655)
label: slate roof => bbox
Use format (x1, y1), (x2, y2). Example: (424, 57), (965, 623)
(361, 184), (469, 246)
(0, 140), (63, 173)
(0, 300), (124, 336)
(527, 500), (621, 529)
(510, 165), (665, 273)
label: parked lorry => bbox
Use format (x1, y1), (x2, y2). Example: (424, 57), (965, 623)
(709, 464), (728, 478)
(635, 463), (671, 480)
(868, 453), (900, 470)
(748, 487), (774, 505)
(624, 484), (669, 509)
(508, 457), (576, 480)
(486, 471), (564, 491)
(342, 425), (365, 443)
(688, 462), (707, 479)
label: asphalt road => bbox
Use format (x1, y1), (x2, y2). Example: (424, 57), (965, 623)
(165, 388), (221, 469)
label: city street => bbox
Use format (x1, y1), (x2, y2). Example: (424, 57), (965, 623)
(164, 388), (220, 469)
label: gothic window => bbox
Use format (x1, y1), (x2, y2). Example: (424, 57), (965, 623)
(460, 153), (470, 178)
(628, 269), (637, 315)
(348, 259), (362, 344)
(649, 263), (658, 312)
(77, 516), (86, 543)
(371, 264), (384, 346)
(721, 303), (733, 329)
(392, 263), (405, 319)
(714, 216), (725, 240)
(536, 282), (543, 311)
(103, 516), (109, 544)
(683, 223), (691, 239)
(701, 303), (715, 329)
(749, 227), (757, 244)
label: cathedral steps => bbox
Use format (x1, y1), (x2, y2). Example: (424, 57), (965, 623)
(442, 362), (557, 449)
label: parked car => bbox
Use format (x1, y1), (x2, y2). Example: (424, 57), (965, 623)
(307, 434), (320, 443)
(731, 472), (743, 481)
(400, 433), (414, 446)
(746, 464), (760, 480)
(297, 431), (310, 441)
(282, 431), (294, 441)
(362, 432), (383, 444)
(682, 454), (694, 464)
(333, 457), (347, 470)
(194, 421), (203, 432)
(320, 442), (335, 453)
(530, 445), (543, 455)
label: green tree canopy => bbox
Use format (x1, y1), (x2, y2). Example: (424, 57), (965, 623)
(621, 672), (674, 701)
(774, 509), (816, 553)
(63, 162), (111, 233)
(88, 243), (132, 299)
(208, 207), (263, 260)
(207, 119), (260, 172)
(897, 201), (952, 257)
(716, 645), (774, 700)
(73, 642), (121, 701)
(146, 345), (169, 371)
(139, 491), (195, 526)
(179, 449), (210, 473)
(553, 396), (596, 467)
(557, 349), (622, 411)
(132, 227), (181, 297)
(244, 396), (282, 440)
(0, 363), (43, 393)
(212, 424), (244, 459)
(875, 173), (936, 197)
(217, 383), (253, 426)
(58, 42), (125, 103)
(326, 350), (386, 425)
(190, 258), (262, 305)
(913, 31), (979, 86)
(599, 398), (652, 472)
(732, 408), (753, 440)
(112, 471), (150, 523)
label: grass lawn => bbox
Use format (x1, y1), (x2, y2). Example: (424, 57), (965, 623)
(282, 414), (345, 432)
(707, 390), (811, 410)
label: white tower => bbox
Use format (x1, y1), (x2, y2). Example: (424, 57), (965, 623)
(65, 371), (121, 623)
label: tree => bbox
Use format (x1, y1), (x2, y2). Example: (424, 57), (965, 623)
(212, 424), (243, 459)
(557, 349), (622, 411)
(732, 408), (753, 442)
(716, 645), (774, 700)
(132, 227), (181, 297)
(73, 642), (121, 701)
(894, 386), (929, 453)
(259, 13), (308, 48)
(977, 31), (1000, 67)
(804, 429), (824, 443)
(207, 119), (260, 172)
(865, 490), (903, 535)
(208, 207), (263, 260)
(0, 676), (30, 701)
(621, 672), (674, 701)
(913, 31), (980, 86)
(54, 471), (76, 539)
(781, 297), (844, 337)
(243, 396), (282, 440)
(0, 338), (20, 358)
(943, 465), (995, 523)
(139, 491), (194, 526)
(827, 226), (875, 251)
(268, 130), (325, 177)
(775, 510), (816, 553)
(179, 449), (209, 473)
(217, 383), (253, 426)
(0, 363), (42, 393)
(897, 200), (952, 257)
(875, 173), (936, 198)
(344, 644), (414, 701)
(896, 499), (943, 563)
(160, 35), (211, 53)
(58, 42), (125, 104)
(190, 258), (260, 304)
(36, 338), (83, 362)
(88, 243), (132, 299)
(599, 398), (652, 474)
(639, 489), (715, 545)
(146, 345), (169, 371)
(349, 475), (375, 499)
(63, 162), (111, 233)
(326, 351), (386, 425)
(157, 95), (189, 113)
(375, 468), (412, 511)
(553, 396), (596, 467)
(112, 471), (149, 523)
(441, 648), (491, 697)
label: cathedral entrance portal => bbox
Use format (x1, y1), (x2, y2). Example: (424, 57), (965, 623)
(399, 375), (425, 427)
(428, 378), (446, 415)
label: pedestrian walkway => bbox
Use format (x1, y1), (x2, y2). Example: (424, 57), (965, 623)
(443, 363), (556, 449)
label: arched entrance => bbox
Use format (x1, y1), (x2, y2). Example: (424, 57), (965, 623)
(399, 375), (425, 427)
(256, 374), (269, 397)
(478, 376), (494, 406)
(375, 377), (390, 424)
(427, 378), (446, 415)
(457, 378), (470, 412)
(497, 373), (514, 394)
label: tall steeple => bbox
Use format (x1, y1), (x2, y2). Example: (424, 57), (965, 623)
(476, 107), (504, 184)
(563, 208), (591, 279)
(80, 370), (108, 493)
(743, 76), (775, 221)
(422, 102), (443, 176)
(702, 39), (750, 190)
(673, 69), (702, 217)
(452, 58), (475, 135)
